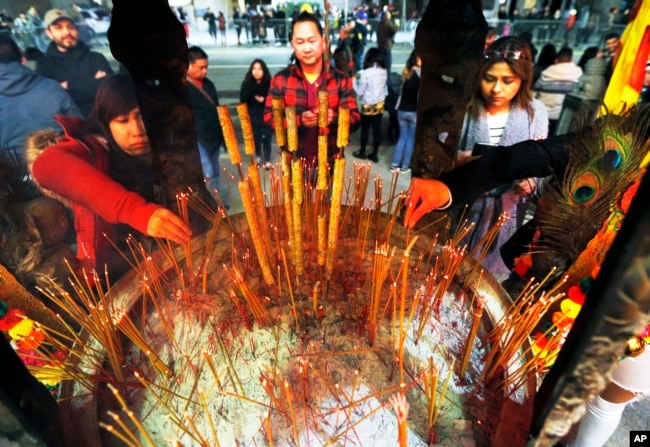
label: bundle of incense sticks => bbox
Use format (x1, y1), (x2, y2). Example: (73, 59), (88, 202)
(219, 105), (273, 282)
(237, 103), (273, 259)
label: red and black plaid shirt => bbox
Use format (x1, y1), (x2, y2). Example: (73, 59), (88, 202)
(264, 63), (360, 162)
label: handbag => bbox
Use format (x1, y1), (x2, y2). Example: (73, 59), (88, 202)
(362, 100), (385, 116)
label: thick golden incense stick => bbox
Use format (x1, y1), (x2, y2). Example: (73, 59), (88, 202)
(326, 157), (346, 277)
(281, 152), (295, 263)
(247, 164), (273, 259)
(291, 158), (305, 275)
(337, 104), (350, 149)
(272, 96), (287, 149)
(285, 106), (298, 152)
(217, 105), (242, 165)
(317, 214), (327, 265)
(238, 179), (274, 285)
(236, 103), (256, 156)
(317, 90), (329, 190)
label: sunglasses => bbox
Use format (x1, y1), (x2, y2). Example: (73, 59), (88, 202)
(483, 50), (528, 61)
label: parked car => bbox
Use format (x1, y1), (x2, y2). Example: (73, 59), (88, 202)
(79, 7), (110, 34)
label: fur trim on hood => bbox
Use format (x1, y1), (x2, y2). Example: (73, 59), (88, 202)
(24, 130), (71, 208)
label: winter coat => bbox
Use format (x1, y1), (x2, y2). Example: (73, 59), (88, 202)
(376, 16), (397, 50)
(534, 62), (583, 120)
(240, 77), (270, 129)
(0, 62), (81, 154)
(572, 57), (608, 101)
(187, 77), (222, 153)
(30, 115), (160, 275)
(36, 40), (114, 117)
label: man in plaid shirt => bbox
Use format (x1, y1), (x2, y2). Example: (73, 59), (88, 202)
(264, 11), (360, 166)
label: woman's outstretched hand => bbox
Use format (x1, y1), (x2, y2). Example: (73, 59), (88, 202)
(404, 178), (452, 228)
(146, 208), (192, 244)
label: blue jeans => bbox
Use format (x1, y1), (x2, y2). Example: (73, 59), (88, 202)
(198, 142), (219, 194)
(391, 111), (417, 168)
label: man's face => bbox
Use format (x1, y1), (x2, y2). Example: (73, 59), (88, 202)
(604, 37), (619, 55)
(45, 19), (79, 52)
(291, 21), (325, 71)
(188, 58), (209, 80)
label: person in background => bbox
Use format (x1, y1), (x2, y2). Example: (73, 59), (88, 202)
(36, 9), (114, 117)
(390, 50), (420, 174)
(30, 75), (191, 279)
(233, 6), (245, 46)
(352, 48), (387, 163)
(350, 11), (369, 72)
(185, 46), (223, 197)
(384, 68), (402, 144)
(602, 32), (619, 81)
(0, 35), (81, 158)
(376, 10), (397, 73)
(534, 46), (583, 136)
(533, 43), (557, 85)
(264, 12), (360, 168)
(217, 11), (227, 46)
(455, 36), (548, 281)
(333, 25), (355, 77)
(240, 58), (272, 169)
(203, 8), (217, 43)
(577, 46), (601, 72)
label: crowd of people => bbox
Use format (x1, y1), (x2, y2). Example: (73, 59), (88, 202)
(0, 4), (648, 447)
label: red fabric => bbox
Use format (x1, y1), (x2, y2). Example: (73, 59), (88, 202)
(264, 63), (360, 162)
(31, 116), (160, 271)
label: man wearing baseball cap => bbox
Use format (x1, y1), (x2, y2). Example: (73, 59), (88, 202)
(37, 9), (114, 117)
(350, 10), (369, 72)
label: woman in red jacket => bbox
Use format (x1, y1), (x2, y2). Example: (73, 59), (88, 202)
(32, 74), (191, 279)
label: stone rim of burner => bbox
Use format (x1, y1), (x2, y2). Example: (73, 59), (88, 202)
(58, 210), (535, 447)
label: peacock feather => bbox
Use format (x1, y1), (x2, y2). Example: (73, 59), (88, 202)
(530, 105), (650, 281)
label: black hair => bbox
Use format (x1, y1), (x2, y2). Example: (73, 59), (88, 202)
(0, 35), (22, 63)
(292, 11), (323, 37)
(536, 43), (557, 68)
(188, 46), (208, 62)
(577, 46), (600, 71)
(556, 46), (573, 62)
(363, 47), (386, 70)
(604, 32), (619, 41)
(244, 58), (271, 84)
(88, 74), (140, 146)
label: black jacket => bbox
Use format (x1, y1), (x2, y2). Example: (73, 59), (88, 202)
(36, 41), (114, 117)
(187, 77), (222, 153)
(240, 78), (270, 129)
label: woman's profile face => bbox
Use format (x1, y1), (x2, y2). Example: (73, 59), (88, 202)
(109, 108), (151, 157)
(251, 62), (264, 81)
(480, 61), (522, 113)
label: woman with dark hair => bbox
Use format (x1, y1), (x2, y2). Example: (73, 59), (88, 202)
(533, 43), (557, 84)
(31, 74), (191, 278)
(352, 47), (387, 162)
(240, 58), (272, 168)
(390, 49), (420, 173)
(455, 36), (548, 280)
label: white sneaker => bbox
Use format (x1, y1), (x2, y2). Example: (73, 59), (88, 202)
(390, 164), (400, 173)
(400, 167), (411, 174)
